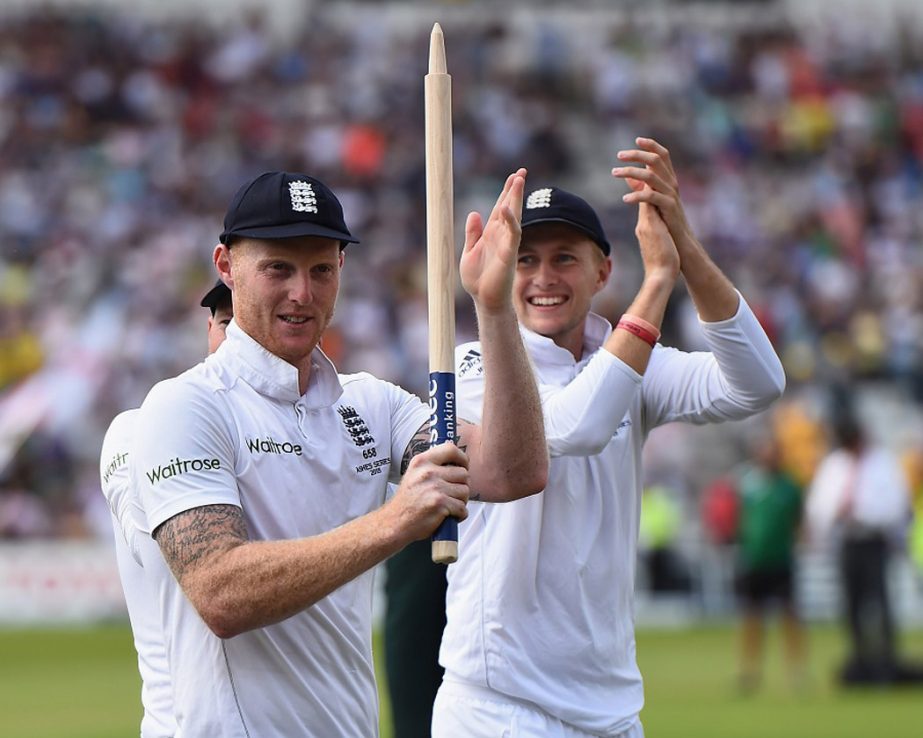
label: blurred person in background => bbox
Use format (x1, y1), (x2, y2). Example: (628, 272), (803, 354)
(807, 411), (914, 684)
(0, 431), (76, 537)
(898, 447), (923, 586)
(734, 428), (806, 693)
(638, 483), (691, 594)
(434, 138), (786, 738)
(99, 279), (231, 738)
(0, 306), (43, 392)
(701, 475), (741, 549)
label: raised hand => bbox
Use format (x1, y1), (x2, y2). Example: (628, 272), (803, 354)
(611, 137), (694, 245)
(626, 179), (681, 283)
(459, 168), (527, 315)
(614, 136), (739, 321)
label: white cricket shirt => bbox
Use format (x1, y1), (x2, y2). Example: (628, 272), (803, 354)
(807, 446), (911, 542)
(131, 320), (428, 738)
(441, 295), (785, 736)
(99, 409), (177, 738)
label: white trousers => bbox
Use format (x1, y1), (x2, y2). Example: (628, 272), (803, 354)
(431, 679), (645, 738)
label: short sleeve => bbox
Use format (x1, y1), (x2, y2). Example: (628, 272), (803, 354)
(131, 377), (240, 533)
(100, 409), (141, 562)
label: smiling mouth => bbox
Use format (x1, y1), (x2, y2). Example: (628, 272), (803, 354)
(528, 296), (566, 306)
(279, 315), (310, 324)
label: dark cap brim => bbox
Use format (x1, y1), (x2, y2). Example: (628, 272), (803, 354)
(220, 222), (360, 245)
(521, 216), (611, 255)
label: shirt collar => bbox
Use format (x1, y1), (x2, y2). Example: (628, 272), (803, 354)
(215, 319), (343, 407)
(519, 312), (613, 369)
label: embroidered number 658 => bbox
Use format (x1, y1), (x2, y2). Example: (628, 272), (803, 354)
(362, 447), (377, 459)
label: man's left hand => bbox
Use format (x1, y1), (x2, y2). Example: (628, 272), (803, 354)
(612, 138), (694, 246)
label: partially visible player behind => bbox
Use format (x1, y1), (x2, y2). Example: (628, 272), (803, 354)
(98, 279), (231, 738)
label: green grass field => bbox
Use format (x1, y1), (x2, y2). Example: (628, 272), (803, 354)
(1, 623), (921, 738)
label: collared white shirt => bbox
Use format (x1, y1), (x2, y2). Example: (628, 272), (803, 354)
(441, 295), (785, 736)
(131, 320), (428, 738)
(100, 409), (176, 738)
(807, 446), (911, 543)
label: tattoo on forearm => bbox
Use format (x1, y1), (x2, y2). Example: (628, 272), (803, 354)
(456, 419), (473, 454)
(401, 426), (431, 476)
(401, 416), (476, 476)
(153, 504), (247, 581)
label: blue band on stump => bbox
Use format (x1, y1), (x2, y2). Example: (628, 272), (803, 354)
(429, 371), (457, 543)
(428, 372), (456, 445)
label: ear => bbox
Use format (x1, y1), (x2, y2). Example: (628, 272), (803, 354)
(214, 244), (233, 288)
(339, 250), (345, 268)
(593, 255), (613, 295)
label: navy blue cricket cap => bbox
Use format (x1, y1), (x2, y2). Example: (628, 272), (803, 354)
(219, 172), (359, 247)
(200, 279), (231, 312)
(521, 187), (611, 256)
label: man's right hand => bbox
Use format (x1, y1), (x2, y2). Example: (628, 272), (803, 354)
(386, 443), (470, 542)
(635, 199), (681, 284)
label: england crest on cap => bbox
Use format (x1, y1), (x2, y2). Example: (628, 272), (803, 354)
(525, 188), (554, 210)
(288, 181), (318, 214)
(520, 186), (612, 255)
(219, 171), (359, 246)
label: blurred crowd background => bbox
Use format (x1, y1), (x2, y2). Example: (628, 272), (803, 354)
(1, 0), (922, 619)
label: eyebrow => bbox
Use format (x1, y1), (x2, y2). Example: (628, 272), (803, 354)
(256, 255), (291, 263)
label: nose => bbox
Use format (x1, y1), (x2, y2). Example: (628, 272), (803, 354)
(533, 259), (558, 289)
(288, 272), (313, 305)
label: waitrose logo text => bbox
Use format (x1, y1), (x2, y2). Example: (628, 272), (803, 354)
(146, 457), (221, 484)
(246, 437), (303, 456)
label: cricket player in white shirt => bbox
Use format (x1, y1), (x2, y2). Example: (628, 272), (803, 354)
(99, 280), (232, 738)
(434, 138), (786, 738)
(129, 169), (548, 737)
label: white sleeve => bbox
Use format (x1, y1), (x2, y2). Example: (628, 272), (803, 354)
(641, 293), (785, 430)
(99, 409), (142, 564)
(132, 378), (240, 534)
(455, 342), (643, 458)
(381, 380), (430, 483)
(540, 350), (642, 457)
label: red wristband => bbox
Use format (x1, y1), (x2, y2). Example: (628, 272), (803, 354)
(621, 314), (660, 339)
(617, 316), (659, 348)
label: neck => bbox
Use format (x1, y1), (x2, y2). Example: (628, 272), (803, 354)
(555, 318), (589, 361)
(296, 359), (312, 395)
(560, 334), (584, 361)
